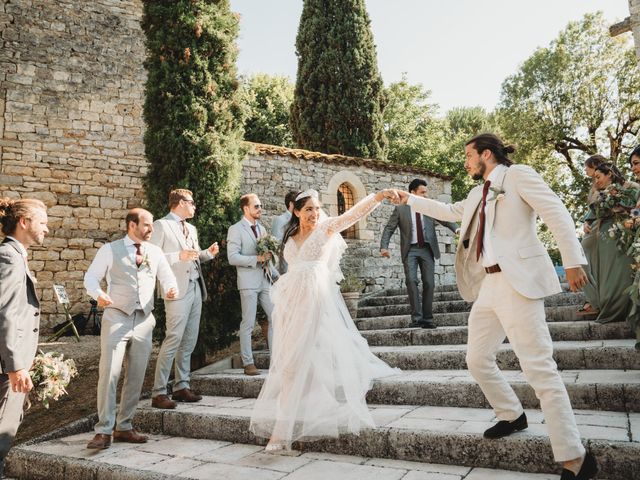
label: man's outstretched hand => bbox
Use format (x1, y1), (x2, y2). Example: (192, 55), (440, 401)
(565, 266), (588, 292)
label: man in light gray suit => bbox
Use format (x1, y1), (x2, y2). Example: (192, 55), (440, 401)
(150, 188), (219, 409)
(381, 179), (458, 329)
(84, 208), (178, 450)
(227, 193), (276, 376)
(0, 198), (48, 477)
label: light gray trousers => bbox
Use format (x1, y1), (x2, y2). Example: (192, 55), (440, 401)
(0, 374), (26, 476)
(95, 308), (154, 435)
(153, 280), (202, 396)
(239, 277), (274, 366)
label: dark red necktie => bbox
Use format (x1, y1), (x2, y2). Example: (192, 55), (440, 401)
(133, 243), (143, 267)
(476, 180), (491, 261)
(251, 225), (258, 238)
(415, 213), (425, 248)
(180, 220), (189, 240)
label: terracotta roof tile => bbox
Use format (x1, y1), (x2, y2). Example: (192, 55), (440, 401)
(247, 142), (453, 181)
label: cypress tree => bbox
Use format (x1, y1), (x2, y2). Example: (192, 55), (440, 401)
(290, 0), (388, 159)
(142, 0), (247, 359)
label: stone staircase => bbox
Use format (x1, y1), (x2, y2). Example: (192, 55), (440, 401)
(7, 285), (640, 479)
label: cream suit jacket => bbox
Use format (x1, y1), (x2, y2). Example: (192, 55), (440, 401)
(409, 165), (586, 302)
(150, 215), (212, 302)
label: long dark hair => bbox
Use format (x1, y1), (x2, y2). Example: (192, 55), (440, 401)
(629, 145), (640, 165)
(584, 154), (607, 169)
(282, 195), (314, 245)
(466, 133), (515, 166)
(594, 162), (625, 185)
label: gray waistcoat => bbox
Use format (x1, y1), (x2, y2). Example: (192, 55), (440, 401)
(107, 239), (156, 316)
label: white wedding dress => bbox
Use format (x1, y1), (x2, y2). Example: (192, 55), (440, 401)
(249, 194), (400, 448)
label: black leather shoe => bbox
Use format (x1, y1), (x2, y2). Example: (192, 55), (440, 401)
(408, 321), (425, 328)
(422, 321), (436, 329)
(483, 412), (528, 439)
(560, 452), (598, 480)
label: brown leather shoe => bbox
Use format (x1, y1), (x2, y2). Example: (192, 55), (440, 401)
(87, 433), (111, 450)
(113, 429), (148, 444)
(151, 394), (177, 409)
(244, 364), (259, 376)
(172, 388), (202, 403)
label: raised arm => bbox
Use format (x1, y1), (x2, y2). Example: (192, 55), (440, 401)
(406, 194), (465, 223)
(324, 191), (392, 236)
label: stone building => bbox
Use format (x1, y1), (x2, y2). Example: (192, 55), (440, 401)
(0, 1), (456, 326)
(245, 143), (457, 293)
(610, 0), (640, 63)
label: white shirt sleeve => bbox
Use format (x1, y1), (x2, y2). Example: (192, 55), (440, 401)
(84, 243), (112, 300)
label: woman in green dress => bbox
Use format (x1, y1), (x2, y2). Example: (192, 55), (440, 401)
(582, 163), (640, 346)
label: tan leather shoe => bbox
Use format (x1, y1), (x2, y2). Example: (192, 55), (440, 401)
(244, 364), (260, 376)
(86, 433), (111, 449)
(113, 429), (148, 443)
(151, 394), (177, 409)
(172, 388), (202, 403)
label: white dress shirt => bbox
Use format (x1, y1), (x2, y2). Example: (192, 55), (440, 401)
(242, 217), (262, 236)
(409, 206), (421, 244)
(84, 234), (177, 300)
(480, 164), (508, 268)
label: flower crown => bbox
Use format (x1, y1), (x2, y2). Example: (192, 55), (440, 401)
(296, 189), (319, 202)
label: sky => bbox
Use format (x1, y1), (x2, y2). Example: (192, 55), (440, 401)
(229, 0), (630, 114)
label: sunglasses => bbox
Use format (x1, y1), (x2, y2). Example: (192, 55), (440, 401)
(253, 204), (262, 209)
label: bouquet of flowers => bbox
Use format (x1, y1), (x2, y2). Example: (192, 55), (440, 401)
(29, 350), (78, 409)
(257, 235), (281, 282)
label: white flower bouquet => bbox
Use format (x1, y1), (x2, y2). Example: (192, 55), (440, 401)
(29, 350), (78, 409)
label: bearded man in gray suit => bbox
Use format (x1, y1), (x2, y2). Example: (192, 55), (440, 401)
(0, 198), (48, 477)
(149, 189), (219, 410)
(380, 179), (458, 329)
(227, 193), (277, 376)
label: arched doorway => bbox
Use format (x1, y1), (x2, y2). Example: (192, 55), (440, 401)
(337, 182), (356, 239)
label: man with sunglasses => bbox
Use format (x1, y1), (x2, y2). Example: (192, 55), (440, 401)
(149, 189), (219, 409)
(227, 193), (277, 376)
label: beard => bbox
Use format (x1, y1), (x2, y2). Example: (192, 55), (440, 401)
(471, 160), (487, 181)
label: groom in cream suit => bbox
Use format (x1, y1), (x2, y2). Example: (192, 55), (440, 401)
(399, 133), (597, 480)
(227, 193), (276, 376)
(150, 189), (219, 409)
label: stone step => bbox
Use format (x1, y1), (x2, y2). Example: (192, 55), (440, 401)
(360, 321), (632, 346)
(378, 284), (465, 296)
(354, 305), (586, 330)
(253, 339), (640, 371)
(190, 369), (640, 413)
(361, 290), (464, 306)
(119, 397), (638, 478)
(356, 292), (584, 318)
(9, 433), (581, 480)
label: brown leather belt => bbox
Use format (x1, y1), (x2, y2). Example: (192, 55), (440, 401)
(485, 264), (501, 274)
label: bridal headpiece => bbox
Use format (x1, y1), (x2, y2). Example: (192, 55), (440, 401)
(295, 189), (319, 202)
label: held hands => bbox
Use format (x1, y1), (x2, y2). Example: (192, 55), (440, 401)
(375, 189), (400, 203)
(395, 191), (410, 204)
(207, 242), (219, 256)
(257, 252), (272, 263)
(380, 249), (391, 258)
(179, 249), (199, 262)
(166, 287), (178, 299)
(8, 369), (33, 393)
(97, 293), (113, 308)
(565, 267), (588, 293)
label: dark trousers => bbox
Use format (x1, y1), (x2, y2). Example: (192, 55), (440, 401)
(403, 244), (436, 323)
(0, 374), (26, 477)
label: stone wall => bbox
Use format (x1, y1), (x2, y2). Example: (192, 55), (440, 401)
(0, 1), (456, 327)
(0, 0), (147, 325)
(631, 0), (640, 62)
(242, 148), (457, 293)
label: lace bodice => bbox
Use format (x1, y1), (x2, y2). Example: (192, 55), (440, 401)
(283, 194), (380, 266)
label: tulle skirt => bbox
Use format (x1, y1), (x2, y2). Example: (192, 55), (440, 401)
(249, 261), (400, 445)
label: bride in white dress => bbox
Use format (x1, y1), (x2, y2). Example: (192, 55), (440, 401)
(249, 188), (401, 451)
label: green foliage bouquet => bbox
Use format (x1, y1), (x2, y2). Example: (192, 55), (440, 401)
(29, 351), (78, 409)
(257, 235), (281, 282)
